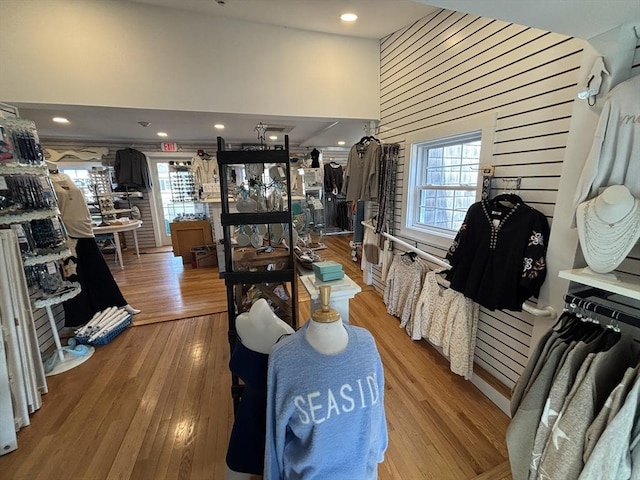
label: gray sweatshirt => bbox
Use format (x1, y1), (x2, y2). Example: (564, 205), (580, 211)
(538, 337), (636, 480)
(579, 371), (640, 480)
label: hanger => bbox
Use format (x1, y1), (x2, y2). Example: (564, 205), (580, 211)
(491, 192), (523, 208)
(402, 251), (418, 262)
(358, 135), (380, 145)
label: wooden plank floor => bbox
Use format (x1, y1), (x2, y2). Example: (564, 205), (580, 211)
(108, 247), (228, 326)
(0, 234), (511, 479)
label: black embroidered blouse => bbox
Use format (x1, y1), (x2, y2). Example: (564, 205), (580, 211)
(445, 199), (550, 311)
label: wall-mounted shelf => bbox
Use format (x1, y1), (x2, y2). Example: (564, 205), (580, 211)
(559, 267), (640, 301)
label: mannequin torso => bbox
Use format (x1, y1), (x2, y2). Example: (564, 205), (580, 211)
(305, 317), (348, 355)
(226, 299), (294, 480)
(50, 172), (94, 238)
(305, 284), (348, 355)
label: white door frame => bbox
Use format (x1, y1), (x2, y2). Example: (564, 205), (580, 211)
(144, 151), (195, 247)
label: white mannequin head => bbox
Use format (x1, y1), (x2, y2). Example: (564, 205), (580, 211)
(235, 298), (294, 354)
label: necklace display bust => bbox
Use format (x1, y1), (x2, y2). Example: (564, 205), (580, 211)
(576, 185), (640, 273)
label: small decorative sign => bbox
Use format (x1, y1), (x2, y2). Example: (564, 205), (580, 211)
(161, 142), (178, 152)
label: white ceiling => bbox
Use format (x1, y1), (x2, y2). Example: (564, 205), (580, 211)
(12, 0), (640, 148)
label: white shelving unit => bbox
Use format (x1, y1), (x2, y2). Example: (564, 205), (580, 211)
(559, 268), (640, 301)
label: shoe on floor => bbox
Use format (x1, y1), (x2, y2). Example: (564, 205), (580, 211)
(123, 304), (141, 315)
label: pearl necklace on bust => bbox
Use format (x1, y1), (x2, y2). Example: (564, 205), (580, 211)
(581, 198), (640, 272)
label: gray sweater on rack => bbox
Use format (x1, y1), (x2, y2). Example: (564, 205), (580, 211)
(579, 370), (640, 480)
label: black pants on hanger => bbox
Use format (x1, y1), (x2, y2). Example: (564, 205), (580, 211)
(62, 237), (127, 327)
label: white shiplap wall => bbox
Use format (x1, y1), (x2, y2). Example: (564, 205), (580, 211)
(376, 9), (585, 389)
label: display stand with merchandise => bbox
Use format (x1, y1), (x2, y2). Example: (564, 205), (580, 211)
(0, 119), (92, 377)
(216, 135), (298, 415)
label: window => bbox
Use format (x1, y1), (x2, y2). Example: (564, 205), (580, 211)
(413, 132), (481, 233)
(400, 115), (494, 247)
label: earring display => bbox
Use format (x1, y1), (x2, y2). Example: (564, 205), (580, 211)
(0, 118), (80, 301)
(0, 174), (57, 212)
(11, 216), (68, 257)
(0, 119), (44, 165)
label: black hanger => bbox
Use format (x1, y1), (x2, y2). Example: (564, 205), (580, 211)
(552, 311), (573, 331)
(358, 135), (380, 145)
(491, 193), (523, 208)
(402, 251), (418, 261)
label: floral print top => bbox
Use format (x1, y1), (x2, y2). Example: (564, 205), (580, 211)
(445, 199), (550, 311)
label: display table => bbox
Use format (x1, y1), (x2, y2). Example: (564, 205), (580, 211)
(93, 220), (142, 269)
(299, 273), (362, 324)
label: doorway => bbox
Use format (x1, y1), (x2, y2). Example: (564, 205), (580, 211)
(146, 152), (200, 247)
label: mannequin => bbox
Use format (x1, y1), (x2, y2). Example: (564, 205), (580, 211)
(48, 167), (139, 327)
(576, 185), (640, 273)
(264, 285), (388, 480)
(236, 298), (294, 354)
(226, 299), (294, 480)
(310, 148), (320, 168)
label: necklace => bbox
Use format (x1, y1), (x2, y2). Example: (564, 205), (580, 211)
(581, 199), (640, 271)
(592, 198), (637, 227)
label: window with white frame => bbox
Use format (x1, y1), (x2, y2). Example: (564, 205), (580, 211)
(400, 114), (496, 248)
(410, 132), (481, 235)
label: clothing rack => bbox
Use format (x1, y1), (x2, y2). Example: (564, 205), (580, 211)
(564, 288), (640, 329)
(362, 221), (556, 318)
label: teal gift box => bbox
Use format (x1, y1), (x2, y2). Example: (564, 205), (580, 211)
(313, 261), (344, 282)
(315, 270), (345, 282)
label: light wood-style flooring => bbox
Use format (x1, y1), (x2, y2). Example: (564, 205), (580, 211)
(0, 235), (512, 479)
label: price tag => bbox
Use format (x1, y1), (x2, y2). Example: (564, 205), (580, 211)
(46, 262), (57, 274)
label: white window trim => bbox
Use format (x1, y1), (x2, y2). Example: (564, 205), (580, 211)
(399, 113), (497, 250)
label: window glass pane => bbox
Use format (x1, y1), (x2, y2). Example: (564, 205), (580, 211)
(410, 133), (481, 233)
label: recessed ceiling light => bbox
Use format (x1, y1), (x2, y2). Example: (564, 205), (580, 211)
(52, 117), (69, 124)
(269, 135), (278, 140)
(338, 141), (346, 146)
(157, 132), (168, 137)
(340, 13), (358, 22)
(214, 124), (225, 130)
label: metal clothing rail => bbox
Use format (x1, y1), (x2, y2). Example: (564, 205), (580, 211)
(564, 288), (640, 329)
(362, 221), (556, 318)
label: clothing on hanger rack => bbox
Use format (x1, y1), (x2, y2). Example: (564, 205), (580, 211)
(507, 298), (640, 480)
(114, 147), (152, 191)
(342, 139), (381, 202)
(445, 196), (550, 311)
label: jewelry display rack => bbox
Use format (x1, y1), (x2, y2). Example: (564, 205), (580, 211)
(217, 135), (298, 413)
(0, 118), (91, 379)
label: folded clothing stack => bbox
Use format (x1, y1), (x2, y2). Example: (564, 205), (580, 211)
(312, 260), (344, 282)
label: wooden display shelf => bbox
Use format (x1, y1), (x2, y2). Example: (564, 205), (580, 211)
(231, 246), (290, 271)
